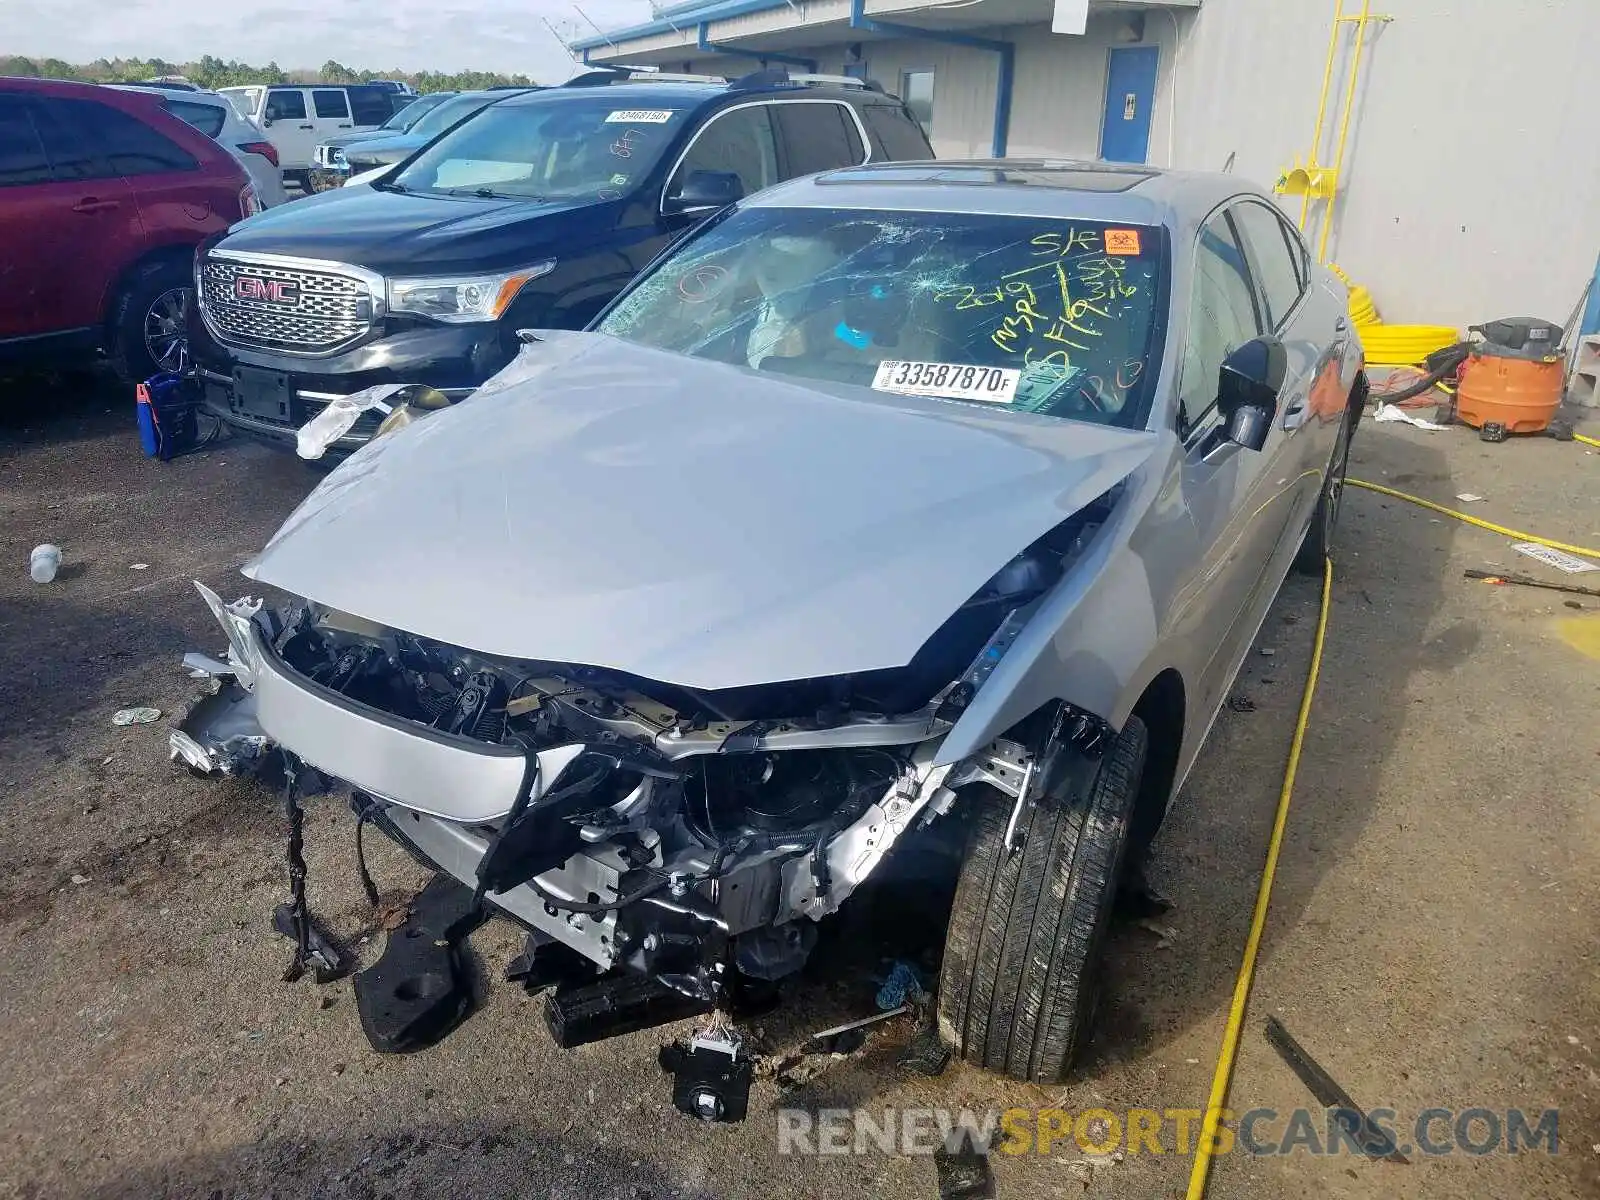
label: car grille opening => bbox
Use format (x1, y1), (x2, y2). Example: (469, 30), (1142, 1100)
(200, 257), (373, 353)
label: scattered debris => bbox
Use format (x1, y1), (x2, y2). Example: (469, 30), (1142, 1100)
(934, 1140), (996, 1200)
(1512, 543), (1598, 575)
(1259, 647), (1277, 657)
(876, 959), (926, 1010)
(69, 874), (90, 886)
(1455, 493), (1485, 503)
(1373, 403), (1449, 430)
(808, 1005), (910, 1050)
(1226, 694), (1257, 713)
(1136, 918), (1179, 949)
(1566, 600), (1585, 610)
(130, 563), (149, 570)
(29, 543), (62, 583)
(111, 707), (162, 726)
(661, 1016), (752, 1123)
(1568, 1035), (1580, 1046)
(899, 1025), (953, 1076)
(1264, 1016), (1409, 1163)
(1465, 568), (1600, 598)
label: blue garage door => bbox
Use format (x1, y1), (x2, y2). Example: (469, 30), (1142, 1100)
(1100, 45), (1159, 164)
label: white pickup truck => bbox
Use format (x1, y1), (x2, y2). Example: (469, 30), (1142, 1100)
(218, 84), (398, 187)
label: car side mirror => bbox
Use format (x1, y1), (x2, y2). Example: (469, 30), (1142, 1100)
(663, 170), (743, 217)
(1217, 335), (1286, 452)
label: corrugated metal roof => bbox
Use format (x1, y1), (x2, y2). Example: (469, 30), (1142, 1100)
(572, 0), (795, 50)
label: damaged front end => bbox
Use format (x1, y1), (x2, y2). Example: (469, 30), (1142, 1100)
(173, 495), (1113, 1022)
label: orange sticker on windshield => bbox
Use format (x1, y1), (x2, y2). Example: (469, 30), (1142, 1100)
(1104, 228), (1143, 256)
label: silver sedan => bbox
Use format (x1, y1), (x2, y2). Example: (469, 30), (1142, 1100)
(173, 161), (1365, 1085)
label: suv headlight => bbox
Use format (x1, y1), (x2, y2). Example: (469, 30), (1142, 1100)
(386, 262), (556, 324)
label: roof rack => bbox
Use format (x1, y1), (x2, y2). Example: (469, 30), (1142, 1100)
(562, 67), (728, 88)
(728, 67), (882, 93)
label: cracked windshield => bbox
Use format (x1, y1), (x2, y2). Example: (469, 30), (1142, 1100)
(598, 207), (1165, 426)
(394, 97), (684, 199)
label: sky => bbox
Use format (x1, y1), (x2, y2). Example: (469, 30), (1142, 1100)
(0, 0), (656, 83)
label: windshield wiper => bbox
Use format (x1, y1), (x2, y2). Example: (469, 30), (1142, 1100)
(449, 187), (544, 201)
(370, 179), (409, 193)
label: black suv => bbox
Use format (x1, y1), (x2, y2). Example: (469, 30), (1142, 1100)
(190, 69), (934, 452)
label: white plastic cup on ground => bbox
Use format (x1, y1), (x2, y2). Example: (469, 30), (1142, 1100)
(30, 544), (61, 583)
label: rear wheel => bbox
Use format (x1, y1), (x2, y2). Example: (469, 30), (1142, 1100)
(1294, 414), (1353, 575)
(937, 715), (1147, 1083)
(106, 260), (192, 383)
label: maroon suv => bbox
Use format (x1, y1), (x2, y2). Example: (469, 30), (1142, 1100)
(0, 77), (256, 381)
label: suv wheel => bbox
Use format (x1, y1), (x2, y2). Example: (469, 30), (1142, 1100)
(107, 260), (192, 383)
(937, 715), (1147, 1083)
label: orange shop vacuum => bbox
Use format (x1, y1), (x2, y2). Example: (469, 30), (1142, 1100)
(1452, 318), (1567, 442)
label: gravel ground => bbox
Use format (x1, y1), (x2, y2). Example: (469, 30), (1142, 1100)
(1, 376), (1596, 1199)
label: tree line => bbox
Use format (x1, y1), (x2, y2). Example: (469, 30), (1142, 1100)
(0, 54), (537, 92)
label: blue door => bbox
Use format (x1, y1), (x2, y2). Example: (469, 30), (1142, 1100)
(1100, 45), (1159, 163)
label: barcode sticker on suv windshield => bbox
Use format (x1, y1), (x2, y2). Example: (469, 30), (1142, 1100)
(871, 360), (1021, 403)
(606, 109), (674, 123)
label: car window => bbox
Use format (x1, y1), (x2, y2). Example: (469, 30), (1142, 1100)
(313, 90), (351, 120)
(862, 103), (934, 160)
(1180, 212), (1265, 435)
(163, 98), (226, 139)
(395, 95), (682, 199)
(598, 206), (1166, 429)
(70, 100), (200, 176)
(348, 88), (392, 125)
(222, 88), (260, 119)
(1230, 200), (1305, 330)
(406, 93), (495, 138)
(0, 98), (52, 186)
(672, 105), (779, 201)
(772, 103), (864, 178)
(263, 90), (307, 122)
(29, 100), (109, 180)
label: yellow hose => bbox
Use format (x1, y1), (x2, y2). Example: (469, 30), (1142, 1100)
(1576, 433), (1600, 450)
(1346, 479), (1600, 560)
(1185, 556), (1332, 1200)
(1327, 267), (1459, 365)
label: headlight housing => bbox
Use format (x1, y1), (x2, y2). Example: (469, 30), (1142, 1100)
(386, 261), (556, 324)
(195, 581), (265, 690)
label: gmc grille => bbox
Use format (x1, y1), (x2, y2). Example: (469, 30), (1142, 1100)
(199, 257), (374, 353)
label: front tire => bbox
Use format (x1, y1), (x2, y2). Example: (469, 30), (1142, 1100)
(937, 715), (1147, 1083)
(106, 260), (192, 383)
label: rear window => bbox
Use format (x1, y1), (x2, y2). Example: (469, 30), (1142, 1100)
(863, 103), (933, 160)
(598, 206), (1166, 428)
(163, 98), (227, 139)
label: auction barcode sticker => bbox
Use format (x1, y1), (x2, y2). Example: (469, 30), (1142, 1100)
(871, 360), (1020, 403)
(606, 109), (674, 123)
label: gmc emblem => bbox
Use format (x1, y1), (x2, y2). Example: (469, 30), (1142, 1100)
(234, 275), (299, 304)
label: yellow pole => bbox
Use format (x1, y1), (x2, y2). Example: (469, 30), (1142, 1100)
(1318, 0), (1372, 263)
(1301, 0), (1346, 229)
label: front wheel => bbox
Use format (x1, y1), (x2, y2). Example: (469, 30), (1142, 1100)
(937, 715), (1147, 1083)
(106, 260), (192, 383)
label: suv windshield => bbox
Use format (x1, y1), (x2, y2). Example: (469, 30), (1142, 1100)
(395, 96), (684, 200)
(597, 206), (1166, 427)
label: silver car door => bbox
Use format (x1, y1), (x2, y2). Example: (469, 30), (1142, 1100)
(1230, 199), (1336, 569)
(1166, 207), (1293, 724)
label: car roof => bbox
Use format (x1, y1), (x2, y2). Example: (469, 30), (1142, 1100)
(494, 78), (875, 111)
(747, 159), (1267, 228)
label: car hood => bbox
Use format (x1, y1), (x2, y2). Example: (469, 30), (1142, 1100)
(216, 188), (614, 275)
(243, 334), (1158, 690)
(343, 133), (427, 166)
(320, 129), (401, 153)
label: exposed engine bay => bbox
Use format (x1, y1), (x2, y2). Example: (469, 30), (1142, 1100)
(173, 493), (1116, 1013)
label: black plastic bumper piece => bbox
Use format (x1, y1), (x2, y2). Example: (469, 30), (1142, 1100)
(544, 972), (713, 1049)
(353, 873), (489, 1053)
